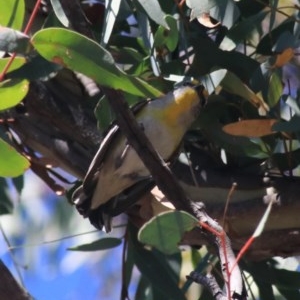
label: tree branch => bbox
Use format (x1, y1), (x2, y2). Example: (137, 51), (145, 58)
(102, 88), (245, 299)
(0, 260), (32, 300)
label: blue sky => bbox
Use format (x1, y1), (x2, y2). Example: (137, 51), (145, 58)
(0, 171), (135, 300)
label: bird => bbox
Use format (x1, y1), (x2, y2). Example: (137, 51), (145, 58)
(72, 85), (205, 231)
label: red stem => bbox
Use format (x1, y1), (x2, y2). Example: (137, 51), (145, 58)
(24, 0), (43, 34)
(230, 236), (255, 275)
(0, 0), (43, 82)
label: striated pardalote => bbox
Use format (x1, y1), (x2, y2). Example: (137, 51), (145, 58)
(72, 85), (205, 231)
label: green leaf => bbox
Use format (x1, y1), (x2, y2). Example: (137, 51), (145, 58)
(135, 275), (152, 300)
(12, 175), (24, 194)
(277, 287), (300, 299)
(94, 95), (114, 132)
(273, 31), (299, 52)
(112, 47), (144, 67)
(186, 0), (218, 19)
(68, 237), (122, 251)
(0, 57), (25, 72)
(125, 234), (135, 290)
(198, 97), (271, 159)
(257, 283), (276, 300)
(272, 148), (300, 172)
(138, 211), (198, 254)
(182, 252), (214, 294)
(129, 224), (186, 300)
(269, 0), (278, 32)
(267, 71), (283, 107)
(257, 20), (294, 55)
(187, 0), (239, 28)
(225, 10), (268, 48)
(101, 0), (122, 46)
(0, 78), (29, 110)
(0, 138), (30, 177)
(0, 0), (25, 30)
(242, 259), (300, 291)
(31, 28), (162, 98)
(0, 57), (29, 110)
(135, 0), (168, 27)
(235, 0), (268, 18)
(272, 115), (300, 133)
(49, 0), (69, 27)
(0, 178), (13, 215)
(220, 71), (269, 115)
(201, 69), (227, 94)
(154, 15), (179, 52)
(8, 55), (62, 80)
(284, 95), (300, 115)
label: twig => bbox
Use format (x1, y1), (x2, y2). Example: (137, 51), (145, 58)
(0, 0), (42, 82)
(0, 260), (32, 300)
(0, 221), (25, 287)
(187, 272), (227, 300)
(120, 228), (130, 300)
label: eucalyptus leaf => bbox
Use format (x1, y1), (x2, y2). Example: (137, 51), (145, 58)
(0, 0), (25, 30)
(201, 69), (227, 94)
(0, 57), (25, 71)
(129, 224), (186, 300)
(0, 78), (29, 110)
(187, 0), (239, 28)
(0, 178), (13, 215)
(269, 0), (278, 32)
(8, 55), (62, 81)
(221, 71), (269, 115)
(272, 115), (300, 133)
(225, 10), (268, 48)
(68, 237), (122, 251)
(257, 20), (294, 55)
(276, 287), (300, 299)
(50, 0), (69, 27)
(154, 15), (178, 52)
(138, 211), (198, 254)
(135, 275), (152, 300)
(273, 31), (300, 52)
(186, 0), (218, 19)
(136, 0), (168, 27)
(294, 10), (300, 39)
(101, 0), (122, 46)
(198, 97), (271, 158)
(0, 57), (29, 109)
(242, 259), (300, 291)
(209, 0), (240, 29)
(12, 175), (24, 194)
(94, 95), (114, 132)
(284, 95), (300, 115)
(31, 28), (162, 98)
(267, 71), (283, 107)
(0, 138), (30, 178)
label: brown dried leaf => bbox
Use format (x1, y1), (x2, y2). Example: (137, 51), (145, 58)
(222, 119), (278, 137)
(272, 48), (294, 68)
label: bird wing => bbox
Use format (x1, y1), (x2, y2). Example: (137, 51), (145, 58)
(71, 99), (151, 226)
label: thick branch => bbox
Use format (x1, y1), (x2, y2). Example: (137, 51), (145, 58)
(0, 260), (32, 300)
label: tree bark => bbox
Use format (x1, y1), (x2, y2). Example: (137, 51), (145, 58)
(0, 260), (32, 300)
